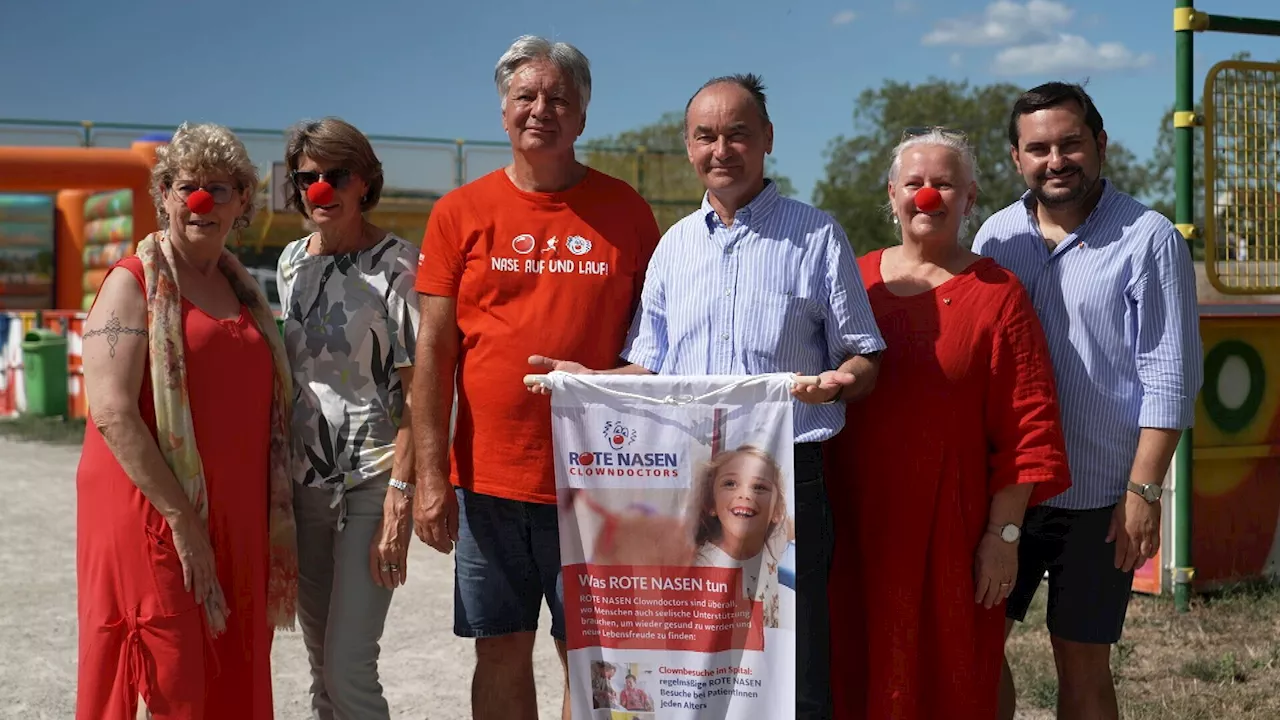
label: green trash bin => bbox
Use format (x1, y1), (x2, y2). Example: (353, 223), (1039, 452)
(22, 328), (68, 417)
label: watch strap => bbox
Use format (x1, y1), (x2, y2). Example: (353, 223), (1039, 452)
(1127, 481), (1162, 502)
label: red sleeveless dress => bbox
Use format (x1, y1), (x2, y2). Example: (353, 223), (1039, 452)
(75, 256), (275, 719)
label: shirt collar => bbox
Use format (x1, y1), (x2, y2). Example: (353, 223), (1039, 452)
(702, 179), (782, 232)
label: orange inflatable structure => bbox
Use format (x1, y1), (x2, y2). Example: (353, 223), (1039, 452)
(0, 141), (161, 309)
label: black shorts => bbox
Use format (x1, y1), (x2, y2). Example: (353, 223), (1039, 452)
(793, 442), (835, 720)
(1005, 504), (1135, 645)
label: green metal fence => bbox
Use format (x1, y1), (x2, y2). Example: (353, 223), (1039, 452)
(0, 117), (703, 225)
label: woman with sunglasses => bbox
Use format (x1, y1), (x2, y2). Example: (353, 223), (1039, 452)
(823, 127), (1071, 719)
(75, 122), (296, 719)
(275, 116), (420, 719)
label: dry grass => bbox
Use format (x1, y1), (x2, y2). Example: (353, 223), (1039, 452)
(1006, 581), (1280, 719)
(0, 413), (85, 446)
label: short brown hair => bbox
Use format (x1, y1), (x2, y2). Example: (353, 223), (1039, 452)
(283, 117), (384, 214)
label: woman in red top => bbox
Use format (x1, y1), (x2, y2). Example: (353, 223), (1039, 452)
(825, 128), (1070, 719)
(75, 122), (296, 719)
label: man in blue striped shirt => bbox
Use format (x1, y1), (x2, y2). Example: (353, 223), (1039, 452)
(972, 82), (1203, 720)
(533, 74), (885, 719)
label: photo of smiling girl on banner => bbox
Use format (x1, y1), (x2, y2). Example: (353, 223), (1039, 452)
(689, 445), (790, 631)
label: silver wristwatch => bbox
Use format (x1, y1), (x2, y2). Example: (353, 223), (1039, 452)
(1127, 481), (1163, 503)
(388, 478), (415, 498)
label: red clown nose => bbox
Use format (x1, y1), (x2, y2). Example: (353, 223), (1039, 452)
(914, 186), (942, 213)
(186, 189), (215, 215)
(306, 181), (335, 207)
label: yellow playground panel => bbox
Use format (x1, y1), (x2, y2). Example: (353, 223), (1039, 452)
(1187, 309), (1280, 589)
(1203, 60), (1280, 294)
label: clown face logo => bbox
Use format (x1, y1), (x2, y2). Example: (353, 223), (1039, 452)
(603, 420), (636, 449)
(567, 235), (592, 256)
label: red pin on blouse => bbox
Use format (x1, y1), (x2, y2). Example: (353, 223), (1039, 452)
(306, 181), (335, 207)
(186, 188), (215, 215)
(914, 186), (942, 213)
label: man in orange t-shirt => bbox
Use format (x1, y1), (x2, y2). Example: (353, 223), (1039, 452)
(409, 35), (660, 720)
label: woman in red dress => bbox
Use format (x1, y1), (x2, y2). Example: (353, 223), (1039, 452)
(75, 122), (296, 719)
(825, 128), (1071, 719)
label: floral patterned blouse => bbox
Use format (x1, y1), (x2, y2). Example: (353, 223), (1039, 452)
(276, 232), (420, 492)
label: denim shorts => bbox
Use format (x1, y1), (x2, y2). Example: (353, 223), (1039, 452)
(453, 487), (565, 641)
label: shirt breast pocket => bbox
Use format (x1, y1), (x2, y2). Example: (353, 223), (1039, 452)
(742, 288), (818, 365)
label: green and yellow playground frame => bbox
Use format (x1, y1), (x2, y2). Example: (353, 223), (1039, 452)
(1157, 1), (1280, 610)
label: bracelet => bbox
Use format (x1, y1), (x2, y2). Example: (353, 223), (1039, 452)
(388, 478), (415, 497)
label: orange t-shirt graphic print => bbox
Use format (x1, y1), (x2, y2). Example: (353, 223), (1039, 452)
(415, 168), (661, 504)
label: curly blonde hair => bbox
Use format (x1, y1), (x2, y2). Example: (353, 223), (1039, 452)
(150, 122), (259, 229)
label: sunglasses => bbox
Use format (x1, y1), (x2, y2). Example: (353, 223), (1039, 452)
(291, 168), (354, 190)
(170, 182), (238, 204)
(901, 126), (969, 142)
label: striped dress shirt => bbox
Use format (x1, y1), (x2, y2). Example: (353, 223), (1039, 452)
(972, 180), (1203, 510)
(622, 180), (886, 443)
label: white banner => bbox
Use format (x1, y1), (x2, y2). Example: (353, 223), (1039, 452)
(544, 372), (797, 720)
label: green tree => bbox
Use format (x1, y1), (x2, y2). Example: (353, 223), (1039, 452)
(1145, 101), (1204, 259)
(814, 79), (1154, 255)
(582, 111), (795, 230)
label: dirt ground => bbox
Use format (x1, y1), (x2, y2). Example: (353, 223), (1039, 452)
(5, 427), (1277, 720)
(0, 436), (563, 719)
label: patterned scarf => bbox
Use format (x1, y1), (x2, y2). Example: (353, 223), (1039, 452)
(137, 231), (297, 635)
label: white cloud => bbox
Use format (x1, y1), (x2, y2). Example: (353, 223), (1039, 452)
(831, 10), (857, 26)
(894, 0), (919, 14)
(922, 0), (1074, 47)
(950, 52), (964, 68)
(991, 34), (1155, 75)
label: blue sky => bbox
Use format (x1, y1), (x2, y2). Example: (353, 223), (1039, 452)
(2, 0), (1278, 202)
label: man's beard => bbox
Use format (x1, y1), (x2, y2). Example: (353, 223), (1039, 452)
(1033, 166), (1096, 208)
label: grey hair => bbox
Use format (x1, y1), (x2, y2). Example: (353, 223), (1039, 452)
(494, 35), (592, 109)
(885, 129), (981, 236)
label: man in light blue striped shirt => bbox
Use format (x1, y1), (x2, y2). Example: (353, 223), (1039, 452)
(972, 82), (1203, 720)
(630, 73), (884, 720)
(533, 74), (884, 719)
